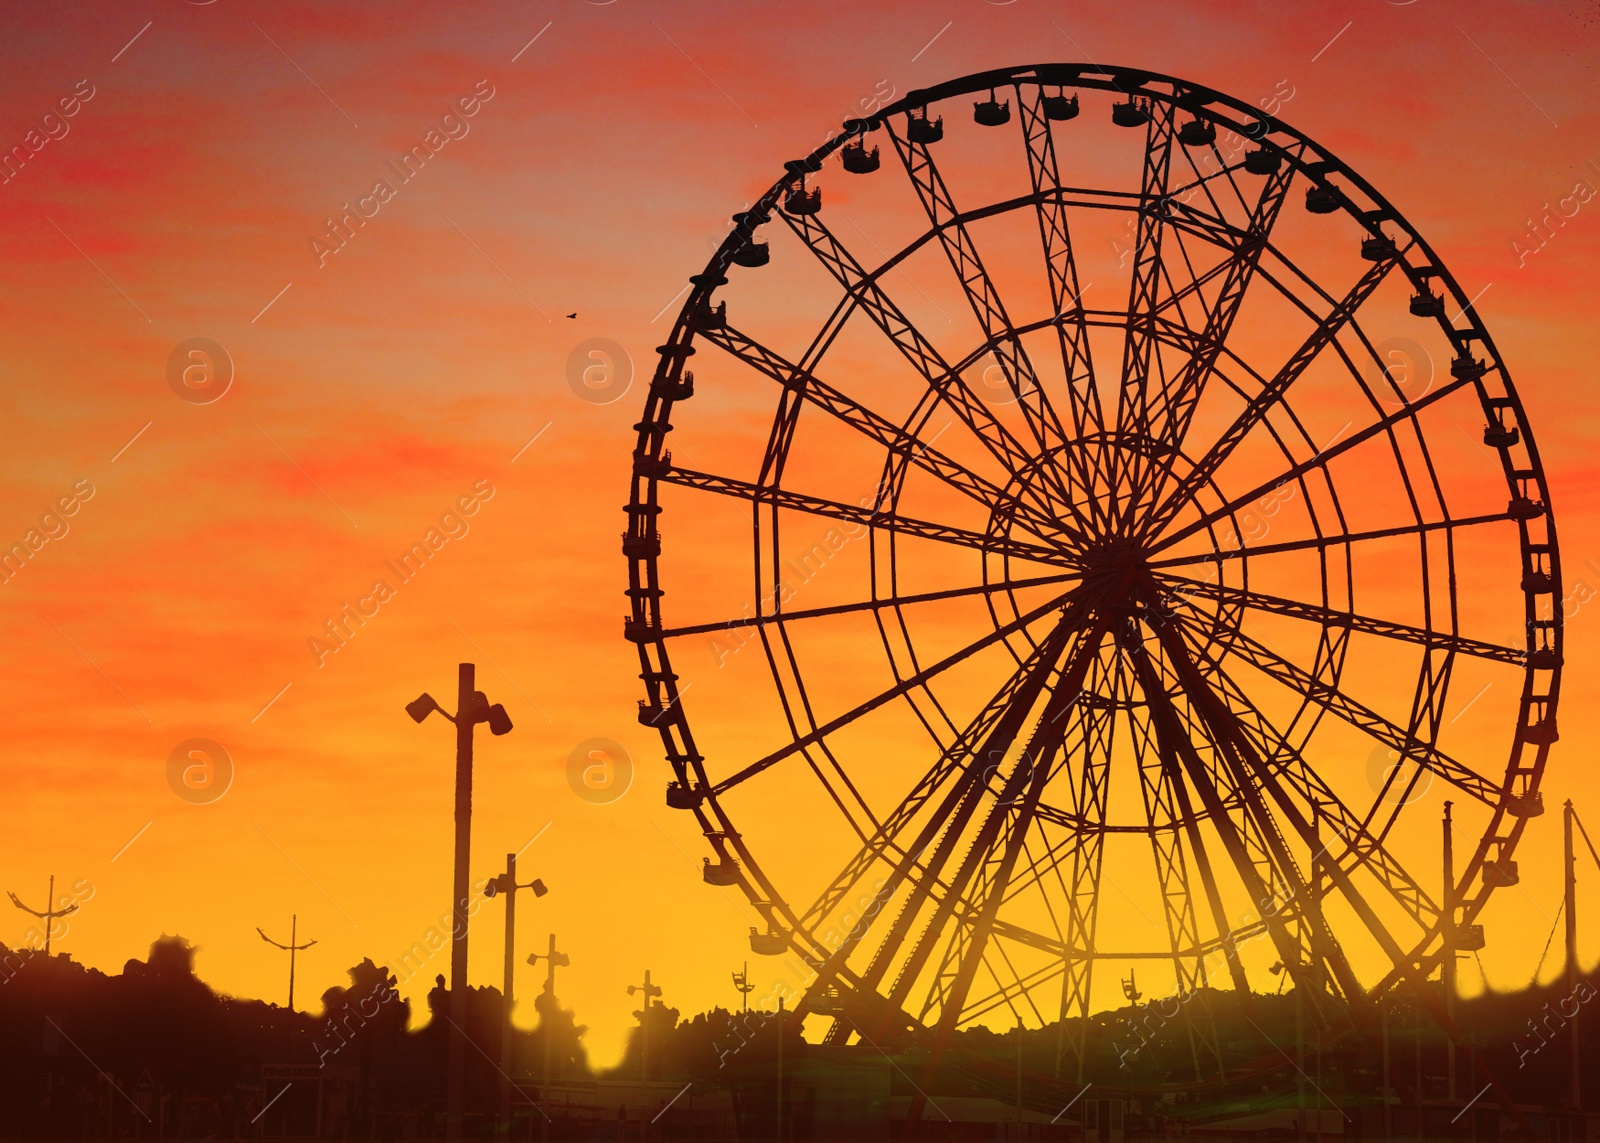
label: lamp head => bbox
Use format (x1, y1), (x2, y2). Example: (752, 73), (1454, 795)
(530, 878), (548, 897)
(484, 880), (498, 899)
(487, 703), (513, 736)
(406, 693), (440, 723)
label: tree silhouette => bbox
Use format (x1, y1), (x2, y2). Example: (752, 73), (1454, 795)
(528, 978), (589, 1080)
(0, 931), (1596, 1138)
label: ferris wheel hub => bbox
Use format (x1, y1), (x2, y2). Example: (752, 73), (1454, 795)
(1080, 537), (1149, 594)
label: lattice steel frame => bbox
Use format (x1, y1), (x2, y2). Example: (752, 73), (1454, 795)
(621, 63), (1560, 1114)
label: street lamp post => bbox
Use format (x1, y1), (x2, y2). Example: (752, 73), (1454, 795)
(528, 934), (570, 1143)
(256, 914), (317, 1011)
(732, 963), (753, 1013)
(627, 971), (662, 1083)
(7, 875), (78, 958)
(484, 853), (547, 1140)
(777, 995), (786, 1143)
(407, 663), (513, 1143)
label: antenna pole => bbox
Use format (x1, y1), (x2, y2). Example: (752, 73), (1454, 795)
(256, 915), (316, 1011)
(7, 874), (79, 959)
(289, 915), (298, 1011)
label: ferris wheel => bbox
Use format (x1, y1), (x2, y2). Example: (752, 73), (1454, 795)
(622, 63), (1559, 1101)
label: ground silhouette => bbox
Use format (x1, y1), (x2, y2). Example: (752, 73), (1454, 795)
(1, 934), (1596, 1138)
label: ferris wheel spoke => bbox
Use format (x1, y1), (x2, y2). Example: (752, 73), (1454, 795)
(1111, 96), (1179, 504)
(816, 617), (1087, 1047)
(1132, 154), (1300, 515)
(777, 210), (1069, 522)
(1015, 84), (1106, 451)
(657, 463), (1074, 569)
(1125, 665), (1226, 1080)
(1138, 250), (1408, 546)
(921, 933), (1039, 1028)
(1146, 622), (1366, 1012)
(699, 322), (1084, 551)
(1149, 509), (1515, 571)
(1127, 182), (1294, 321)
(952, 675), (1111, 1061)
(1185, 615), (1499, 808)
(885, 114), (1080, 517)
(883, 618), (1110, 1070)
(1173, 631), (1442, 931)
(984, 942), (1052, 1027)
(755, 601), (889, 849)
(1127, 642), (1261, 1003)
(834, 623), (1099, 1041)
(1059, 658), (1115, 926)
(811, 183), (1253, 292)
(1045, 650), (1121, 1076)
(797, 623), (1074, 943)
(661, 570), (1078, 640)
(713, 585), (1086, 797)
(1159, 618), (1438, 994)
(1154, 574), (1526, 666)
(997, 815), (1096, 914)
(1165, 150), (1239, 234)
(1140, 631), (1336, 990)
(959, 956), (1066, 1028)
(1148, 253), (1235, 329)
(1148, 381), (1480, 563)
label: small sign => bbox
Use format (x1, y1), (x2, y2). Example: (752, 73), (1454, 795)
(262, 1064), (321, 1081)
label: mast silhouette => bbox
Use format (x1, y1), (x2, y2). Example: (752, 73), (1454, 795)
(8, 874), (78, 958)
(256, 914), (316, 1011)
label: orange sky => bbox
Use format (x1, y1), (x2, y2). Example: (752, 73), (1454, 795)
(2, 0), (1600, 1067)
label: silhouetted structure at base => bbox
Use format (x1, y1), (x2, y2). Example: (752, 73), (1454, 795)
(0, 936), (586, 1139)
(3, 935), (1600, 1139)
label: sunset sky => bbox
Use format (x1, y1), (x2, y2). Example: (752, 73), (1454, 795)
(3, 0), (1600, 1068)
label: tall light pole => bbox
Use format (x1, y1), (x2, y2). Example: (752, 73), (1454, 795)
(1014, 1018), (1023, 1126)
(627, 970), (662, 1082)
(256, 915), (317, 1011)
(1565, 799), (1580, 1111)
(8, 875), (77, 958)
(408, 664), (513, 1143)
(1381, 995), (1392, 1142)
(732, 963), (753, 1013)
(484, 853), (547, 1139)
(1442, 801), (1457, 1103)
(528, 934), (570, 1143)
(777, 995), (786, 1143)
